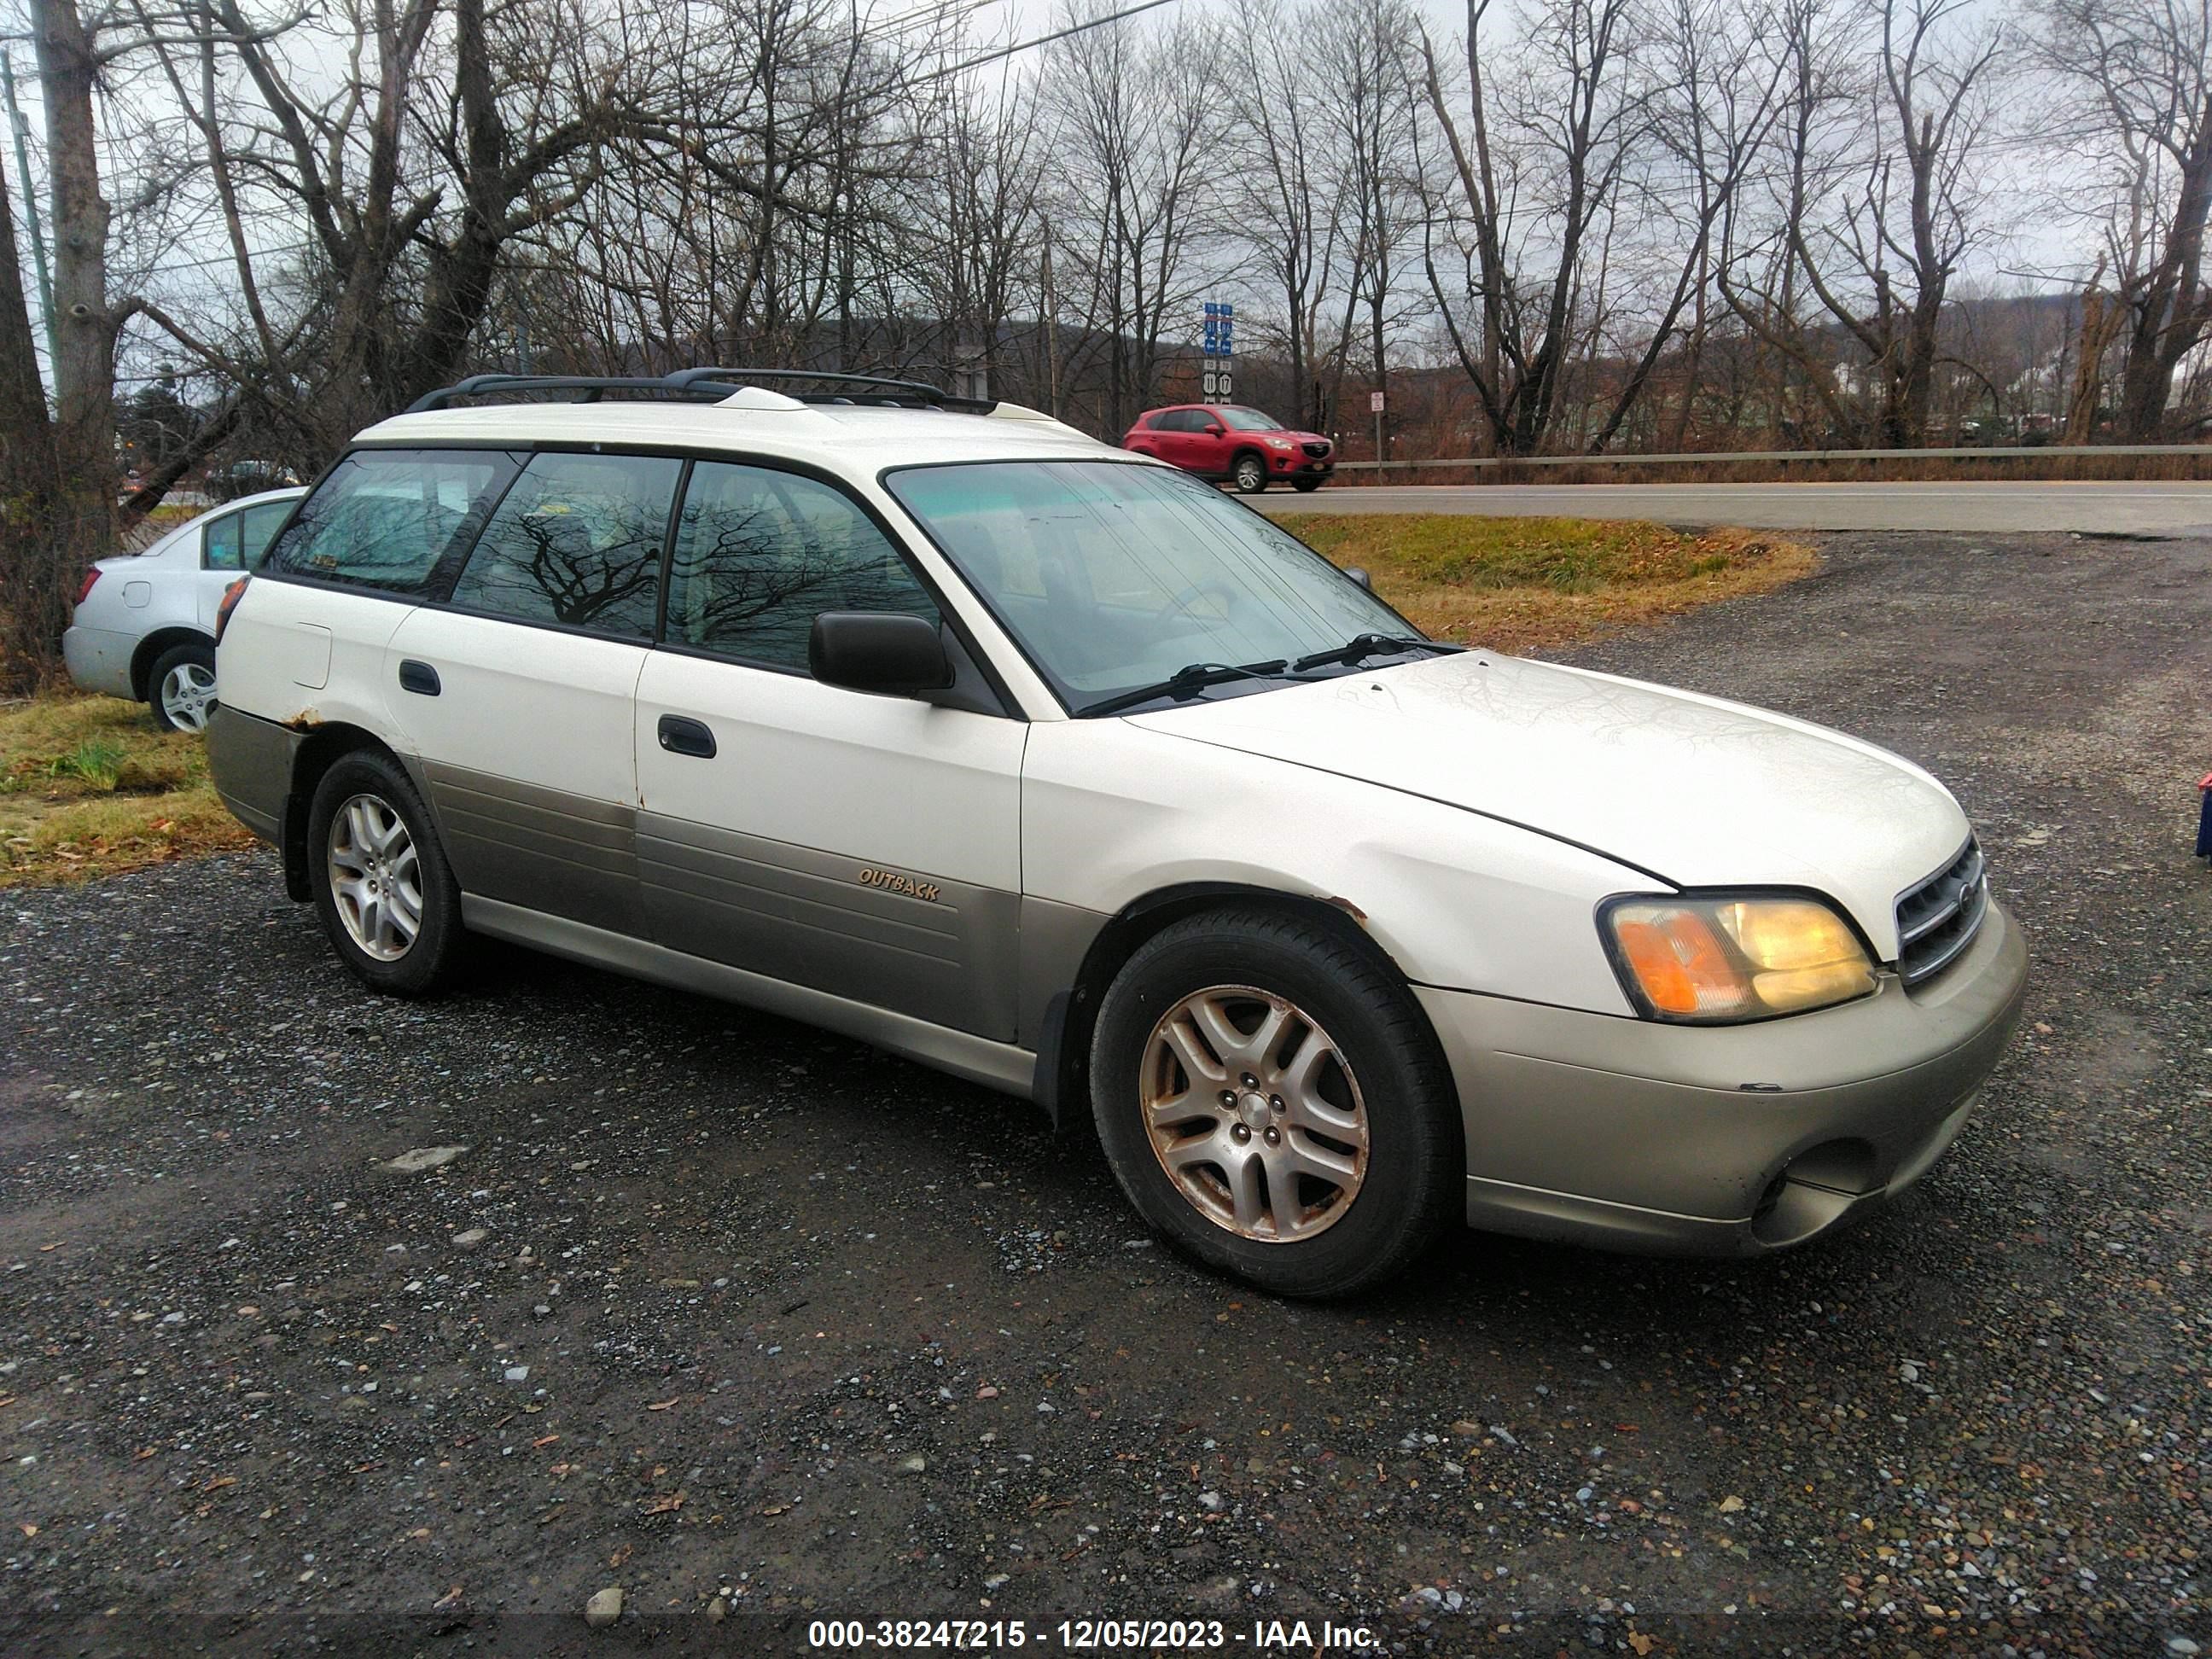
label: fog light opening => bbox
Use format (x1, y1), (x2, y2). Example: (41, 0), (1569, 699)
(1749, 1142), (1872, 1247)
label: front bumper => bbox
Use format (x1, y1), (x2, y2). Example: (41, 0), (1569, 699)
(62, 626), (135, 701)
(1416, 899), (2029, 1254)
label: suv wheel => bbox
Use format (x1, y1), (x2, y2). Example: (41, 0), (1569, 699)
(1089, 908), (1458, 1296)
(1232, 452), (1268, 494)
(149, 642), (218, 733)
(307, 749), (463, 995)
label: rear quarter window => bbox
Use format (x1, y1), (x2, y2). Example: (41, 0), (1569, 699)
(265, 450), (520, 596)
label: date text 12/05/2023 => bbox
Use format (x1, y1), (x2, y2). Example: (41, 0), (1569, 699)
(803, 1617), (1382, 1650)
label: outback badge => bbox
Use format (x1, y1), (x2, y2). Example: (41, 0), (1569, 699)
(858, 866), (940, 903)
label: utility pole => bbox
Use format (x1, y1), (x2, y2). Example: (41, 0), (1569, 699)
(1041, 233), (1062, 420)
(0, 51), (55, 375)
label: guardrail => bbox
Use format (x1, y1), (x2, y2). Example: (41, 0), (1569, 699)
(1333, 442), (2212, 471)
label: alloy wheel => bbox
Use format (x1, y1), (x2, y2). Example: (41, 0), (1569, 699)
(160, 662), (217, 732)
(325, 793), (423, 961)
(1139, 984), (1370, 1243)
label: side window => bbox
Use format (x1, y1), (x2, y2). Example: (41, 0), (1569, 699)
(667, 463), (937, 672)
(447, 451), (678, 638)
(265, 449), (518, 595)
(202, 509), (246, 571)
(239, 500), (295, 569)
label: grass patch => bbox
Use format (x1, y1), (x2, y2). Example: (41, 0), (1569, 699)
(1282, 513), (1815, 653)
(0, 694), (254, 887)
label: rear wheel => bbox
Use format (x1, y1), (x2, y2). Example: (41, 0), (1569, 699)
(306, 749), (464, 995)
(148, 642), (217, 733)
(1231, 452), (1269, 493)
(1089, 907), (1459, 1296)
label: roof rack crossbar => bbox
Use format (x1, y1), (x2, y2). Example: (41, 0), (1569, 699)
(406, 367), (997, 415)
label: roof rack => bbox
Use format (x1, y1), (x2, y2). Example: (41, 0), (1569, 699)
(405, 367), (994, 415)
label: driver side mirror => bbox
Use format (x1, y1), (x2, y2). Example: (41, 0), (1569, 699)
(1202, 422), (1225, 437)
(809, 612), (953, 697)
(1344, 567), (1373, 590)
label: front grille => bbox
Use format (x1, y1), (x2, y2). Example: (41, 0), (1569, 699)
(1302, 440), (1331, 458)
(1894, 838), (1988, 986)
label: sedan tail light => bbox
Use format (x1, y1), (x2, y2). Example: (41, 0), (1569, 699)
(214, 575), (250, 643)
(74, 568), (101, 605)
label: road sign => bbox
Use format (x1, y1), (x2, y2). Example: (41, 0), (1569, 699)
(1218, 375), (1231, 400)
(1370, 391), (1385, 413)
(1202, 371), (1217, 397)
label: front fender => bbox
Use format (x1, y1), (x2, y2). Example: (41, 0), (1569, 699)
(1021, 719), (1650, 1016)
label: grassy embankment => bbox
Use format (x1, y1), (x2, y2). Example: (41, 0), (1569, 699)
(1, 512), (1810, 887)
(1285, 511), (1813, 654)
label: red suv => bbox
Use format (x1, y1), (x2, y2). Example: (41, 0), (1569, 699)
(1122, 405), (1334, 493)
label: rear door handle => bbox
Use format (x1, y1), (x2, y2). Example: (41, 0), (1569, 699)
(656, 713), (717, 759)
(398, 659), (440, 696)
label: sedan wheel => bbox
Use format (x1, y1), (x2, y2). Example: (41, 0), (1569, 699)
(148, 642), (218, 733)
(1141, 986), (1369, 1243)
(1233, 453), (1268, 493)
(325, 793), (424, 962)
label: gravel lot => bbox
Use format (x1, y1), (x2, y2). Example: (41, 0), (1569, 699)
(3, 528), (2209, 1657)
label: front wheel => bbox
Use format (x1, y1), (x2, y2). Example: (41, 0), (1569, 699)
(1089, 907), (1460, 1297)
(306, 749), (464, 996)
(1231, 452), (1268, 493)
(148, 641), (217, 733)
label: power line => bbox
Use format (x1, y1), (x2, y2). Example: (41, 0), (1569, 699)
(932, 0), (1186, 78)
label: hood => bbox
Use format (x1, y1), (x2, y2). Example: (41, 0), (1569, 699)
(1126, 651), (1968, 959)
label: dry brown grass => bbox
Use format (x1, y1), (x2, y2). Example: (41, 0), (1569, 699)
(1284, 512), (1816, 654)
(0, 694), (253, 887)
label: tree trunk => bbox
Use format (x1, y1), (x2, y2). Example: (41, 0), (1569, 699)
(0, 159), (67, 691)
(30, 0), (115, 562)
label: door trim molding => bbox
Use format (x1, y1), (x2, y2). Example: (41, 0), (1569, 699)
(462, 894), (1039, 1100)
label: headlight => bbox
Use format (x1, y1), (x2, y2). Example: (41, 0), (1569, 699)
(1266, 436), (1293, 449)
(1601, 895), (1875, 1022)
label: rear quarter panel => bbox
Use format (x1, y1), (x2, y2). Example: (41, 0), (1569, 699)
(216, 579), (411, 743)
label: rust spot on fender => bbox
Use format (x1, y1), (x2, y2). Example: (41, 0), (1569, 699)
(285, 710), (324, 731)
(1325, 895), (1369, 925)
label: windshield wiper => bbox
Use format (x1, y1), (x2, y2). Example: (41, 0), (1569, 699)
(1289, 633), (1464, 673)
(1078, 659), (1293, 718)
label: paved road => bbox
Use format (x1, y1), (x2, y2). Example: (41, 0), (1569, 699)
(3, 530), (2210, 1655)
(1270, 480), (2212, 535)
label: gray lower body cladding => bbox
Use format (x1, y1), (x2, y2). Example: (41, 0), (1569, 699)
(207, 704), (300, 844)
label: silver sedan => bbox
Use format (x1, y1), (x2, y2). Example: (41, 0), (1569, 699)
(63, 488), (305, 731)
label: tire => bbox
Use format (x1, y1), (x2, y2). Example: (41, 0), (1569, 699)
(1231, 451), (1268, 493)
(1089, 906), (1459, 1297)
(148, 641), (218, 733)
(306, 748), (464, 996)
(1292, 477), (1324, 493)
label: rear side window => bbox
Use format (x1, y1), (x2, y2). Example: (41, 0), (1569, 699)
(265, 450), (518, 595)
(447, 451), (678, 638)
(667, 463), (936, 671)
(205, 499), (295, 571)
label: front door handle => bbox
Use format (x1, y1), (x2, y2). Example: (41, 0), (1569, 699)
(656, 713), (717, 759)
(398, 659), (440, 696)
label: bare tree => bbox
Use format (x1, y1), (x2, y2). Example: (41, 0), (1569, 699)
(2035, 0), (2212, 438)
(1416, 0), (1644, 456)
(1044, 0), (1215, 433)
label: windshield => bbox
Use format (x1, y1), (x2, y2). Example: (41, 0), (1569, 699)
(1218, 407), (1284, 432)
(886, 460), (1417, 713)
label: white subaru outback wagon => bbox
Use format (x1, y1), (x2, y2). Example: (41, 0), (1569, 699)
(208, 369), (2027, 1296)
